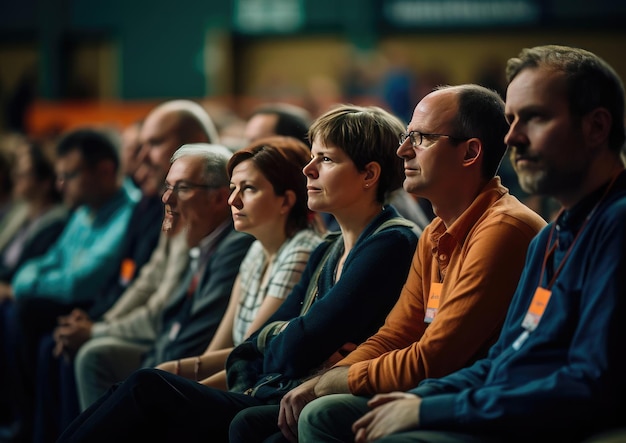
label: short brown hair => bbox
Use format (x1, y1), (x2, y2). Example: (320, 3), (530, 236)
(308, 105), (405, 203)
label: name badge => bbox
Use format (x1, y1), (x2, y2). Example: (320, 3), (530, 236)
(521, 287), (552, 332)
(424, 282), (443, 323)
(119, 258), (136, 287)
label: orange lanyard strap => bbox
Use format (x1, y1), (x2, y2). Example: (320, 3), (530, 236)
(538, 170), (623, 290)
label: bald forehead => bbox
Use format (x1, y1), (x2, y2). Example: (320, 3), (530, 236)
(410, 88), (460, 130)
(141, 108), (181, 141)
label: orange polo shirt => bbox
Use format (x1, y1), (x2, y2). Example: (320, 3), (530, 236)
(341, 177), (547, 395)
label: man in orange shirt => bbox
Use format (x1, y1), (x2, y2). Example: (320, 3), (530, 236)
(229, 84), (547, 442)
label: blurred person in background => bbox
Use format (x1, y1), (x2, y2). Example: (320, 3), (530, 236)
(0, 147), (16, 238)
(244, 103), (312, 146)
(0, 128), (137, 442)
(118, 120), (144, 202)
(134, 99), (220, 198)
(0, 140), (69, 440)
(0, 140), (69, 286)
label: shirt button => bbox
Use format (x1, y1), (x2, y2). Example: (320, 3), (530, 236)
(439, 254), (447, 261)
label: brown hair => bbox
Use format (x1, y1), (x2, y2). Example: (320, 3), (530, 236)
(228, 136), (311, 236)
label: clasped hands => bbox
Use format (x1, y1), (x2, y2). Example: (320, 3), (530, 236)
(52, 308), (93, 359)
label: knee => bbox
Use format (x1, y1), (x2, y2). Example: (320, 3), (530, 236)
(126, 368), (163, 385)
(229, 408), (254, 443)
(75, 338), (118, 374)
(299, 396), (332, 437)
(230, 406), (282, 443)
(299, 394), (367, 442)
(124, 368), (176, 395)
(300, 395), (345, 426)
(74, 339), (101, 376)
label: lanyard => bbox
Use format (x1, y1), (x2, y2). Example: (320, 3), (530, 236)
(538, 169), (623, 290)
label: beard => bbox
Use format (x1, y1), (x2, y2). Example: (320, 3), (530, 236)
(516, 166), (585, 198)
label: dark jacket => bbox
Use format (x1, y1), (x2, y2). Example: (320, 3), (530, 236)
(142, 224), (253, 366)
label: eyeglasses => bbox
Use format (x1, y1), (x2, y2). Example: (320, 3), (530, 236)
(399, 131), (470, 149)
(161, 182), (217, 198)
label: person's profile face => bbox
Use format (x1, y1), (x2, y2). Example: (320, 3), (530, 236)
(397, 90), (464, 200)
(228, 159), (287, 239)
(161, 155), (218, 247)
(303, 139), (366, 216)
(505, 67), (587, 201)
(55, 150), (89, 209)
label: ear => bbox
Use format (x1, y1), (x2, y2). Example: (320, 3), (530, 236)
(362, 161), (382, 189)
(280, 190), (297, 215)
(462, 138), (482, 167)
(583, 107), (612, 149)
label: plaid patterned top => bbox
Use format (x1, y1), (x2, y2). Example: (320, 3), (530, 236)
(233, 228), (322, 345)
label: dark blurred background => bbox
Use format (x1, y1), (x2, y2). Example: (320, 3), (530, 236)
(0, 0), (624, 145)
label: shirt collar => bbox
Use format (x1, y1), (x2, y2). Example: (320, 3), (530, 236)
(430, 176), (508, 245)
(196, 218), (231, 260)
(558, 170), (626, 231)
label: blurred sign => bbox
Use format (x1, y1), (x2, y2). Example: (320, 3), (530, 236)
(234, 0), (305, 34)
(382, 0), (541, 27)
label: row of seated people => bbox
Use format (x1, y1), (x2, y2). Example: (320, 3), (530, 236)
(0, 98), (323, 442)
(59, 44), (626, 443)
(53, 85), (542, 443)
(0, 96), (432, 442)
(3, 42), (626, 443)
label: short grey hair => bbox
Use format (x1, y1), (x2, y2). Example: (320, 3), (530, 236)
(170, 143), (232, 188)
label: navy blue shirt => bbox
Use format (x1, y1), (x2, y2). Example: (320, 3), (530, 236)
(413, 172), (626, 441)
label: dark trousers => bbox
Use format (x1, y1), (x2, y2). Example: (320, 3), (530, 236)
(57, 368), (270, 443)
(0, 301), (19, 425)
(229, 404), (288, 443)
(33, 333), (80, 443)
(14, 297), (82, 389)
(1, 297), (84, 442)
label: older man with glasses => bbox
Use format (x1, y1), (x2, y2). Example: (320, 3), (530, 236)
(229, 84), (547, 443)
(72, 144), (254, 412)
